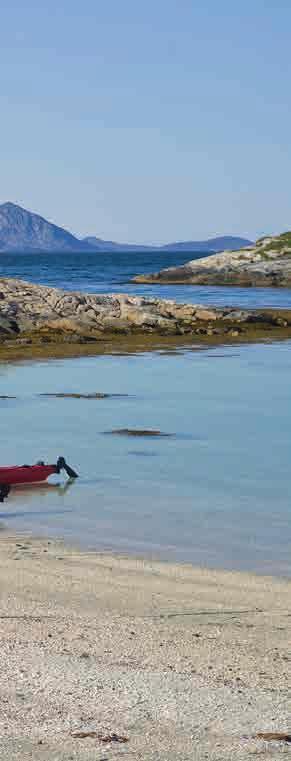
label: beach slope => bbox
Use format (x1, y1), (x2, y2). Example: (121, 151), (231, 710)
(0, 534), (290, 759)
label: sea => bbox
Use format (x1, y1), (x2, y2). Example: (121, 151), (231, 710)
(1, 251), (291, 576)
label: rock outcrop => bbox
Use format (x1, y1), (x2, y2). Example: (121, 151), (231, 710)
(1, 279), (291, 354)
(133, 233), (291, 287)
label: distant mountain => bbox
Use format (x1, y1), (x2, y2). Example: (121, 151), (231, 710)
(83, 236), (152, 252)
(83, 234), (252, 253)
(160, 236), (253, 253)
(0, 202), (91, 252)
(0, 202), (253, 253)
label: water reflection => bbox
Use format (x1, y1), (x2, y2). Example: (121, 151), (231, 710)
(9, 478), (76, 500)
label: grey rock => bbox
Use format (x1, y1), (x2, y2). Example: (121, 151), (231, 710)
(133, 232), (291, 287)
(0, 277), (290, 345)
(0, 316), (19, 334)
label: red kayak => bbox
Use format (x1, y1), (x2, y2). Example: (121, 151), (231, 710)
(0, 457), (78, 502)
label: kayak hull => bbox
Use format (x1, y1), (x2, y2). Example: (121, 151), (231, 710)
(0, 464), (57, 486)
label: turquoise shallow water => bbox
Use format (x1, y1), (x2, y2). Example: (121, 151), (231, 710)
(1, 342), (291, 576)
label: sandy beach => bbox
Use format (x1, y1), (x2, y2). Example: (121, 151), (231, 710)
(0, 533), (290, 760)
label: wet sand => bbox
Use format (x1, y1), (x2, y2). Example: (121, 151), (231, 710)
(0, 533), (290, 759)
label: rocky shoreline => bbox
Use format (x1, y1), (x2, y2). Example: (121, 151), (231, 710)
(133, 232), (291, 287)
(1, 277), (291, 360)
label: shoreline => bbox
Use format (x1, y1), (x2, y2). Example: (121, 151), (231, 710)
(1, 328), (291, 363)
(134, 273), (291, 287)
(2, 277), (291, 362)
(133, 233), (291, 288)
(0, 531), (290, 760)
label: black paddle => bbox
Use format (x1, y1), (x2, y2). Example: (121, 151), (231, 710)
(0, 484), (10, 503)
(56, 457), (79, 479)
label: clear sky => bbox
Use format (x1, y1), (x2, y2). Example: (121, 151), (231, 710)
(1, 0), (291, 243)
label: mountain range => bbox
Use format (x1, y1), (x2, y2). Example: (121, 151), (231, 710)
(0, 202), (253, 254)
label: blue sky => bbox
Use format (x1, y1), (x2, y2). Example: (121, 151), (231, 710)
(1, 0), (291, 243)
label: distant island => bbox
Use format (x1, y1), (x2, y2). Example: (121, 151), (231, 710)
(133, 233), (291, 288)
(0, 202), (252, 254)
(83, 234), (253, 254)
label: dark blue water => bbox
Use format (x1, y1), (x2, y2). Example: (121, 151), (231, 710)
(1, 251), (291, 308)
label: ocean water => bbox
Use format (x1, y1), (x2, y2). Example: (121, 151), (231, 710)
(1, 252), (291, 576)
(2, 250), (291, 308)
(0, 343), (291, 577)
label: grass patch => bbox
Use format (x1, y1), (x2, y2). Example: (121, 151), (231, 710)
(261, 231), (291, 254)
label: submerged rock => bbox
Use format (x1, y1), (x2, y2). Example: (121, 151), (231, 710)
(128, 450), (158, 456)
(105, 429), (173, 437)
(40, 392), (111, 399)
